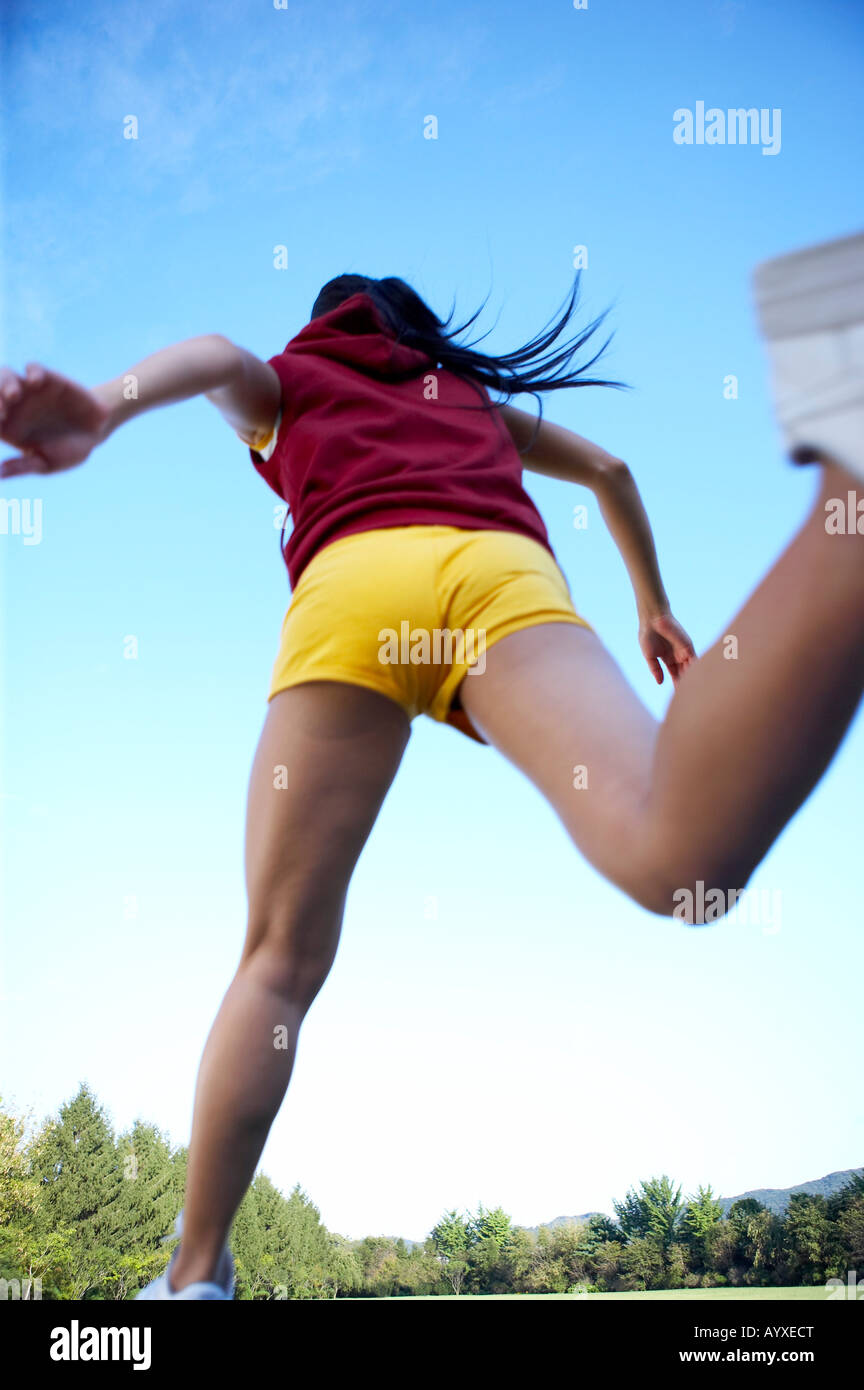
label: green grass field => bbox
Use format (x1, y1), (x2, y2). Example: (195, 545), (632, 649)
(355, 1287), (834, 1301)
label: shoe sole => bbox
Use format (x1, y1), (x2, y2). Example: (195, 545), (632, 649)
(752, 230), (864, 482)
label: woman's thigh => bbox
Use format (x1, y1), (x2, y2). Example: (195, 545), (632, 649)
(458, 622), (661, 899)
(241, 681), (411, 998)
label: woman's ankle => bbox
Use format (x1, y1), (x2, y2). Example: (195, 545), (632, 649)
(168, 1248), (223, 1293)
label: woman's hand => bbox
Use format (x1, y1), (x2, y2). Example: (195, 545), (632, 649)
(0, 363), (113, 478)
(639, 609), (696, 687)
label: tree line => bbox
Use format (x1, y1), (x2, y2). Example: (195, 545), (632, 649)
(1, 1086), (861, 1298)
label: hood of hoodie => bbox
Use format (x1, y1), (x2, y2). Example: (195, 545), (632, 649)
(283, 292), (435, 381)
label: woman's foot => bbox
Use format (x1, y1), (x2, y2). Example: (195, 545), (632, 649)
(752, 229), (864, 484)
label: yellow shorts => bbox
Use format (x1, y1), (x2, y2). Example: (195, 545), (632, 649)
(268, 524), (593, 744)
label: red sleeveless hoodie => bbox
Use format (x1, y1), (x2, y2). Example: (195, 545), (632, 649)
(248, 292), (556, 587)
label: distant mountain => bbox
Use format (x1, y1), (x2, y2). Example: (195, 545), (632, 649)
(526, 1170), (864, 1228)
(519, 1213), (604, 1238)
(718, 1167), (863, 1216)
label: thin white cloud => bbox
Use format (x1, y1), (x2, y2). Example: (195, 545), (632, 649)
(3, 0), (506, 337)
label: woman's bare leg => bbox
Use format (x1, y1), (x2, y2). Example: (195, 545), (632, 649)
(167, 682), (410, 1292)
(459, 459), (864, 916)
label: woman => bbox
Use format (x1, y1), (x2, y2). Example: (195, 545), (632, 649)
(1, 233), (862, 1299)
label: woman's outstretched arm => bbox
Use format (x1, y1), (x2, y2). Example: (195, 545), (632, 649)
(95, 335), (281, 445)
(0, 335), (280, 478)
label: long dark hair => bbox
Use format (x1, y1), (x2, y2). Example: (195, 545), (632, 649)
(311, 272), (630, 451)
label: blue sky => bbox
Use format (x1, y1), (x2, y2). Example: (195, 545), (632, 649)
(1, 0), (862, 1243)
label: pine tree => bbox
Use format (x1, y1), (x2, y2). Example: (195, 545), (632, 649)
(112, 1119), (182, 1256)
(681, 1185), (724, 1269)
(30, 1087), (122, 1225)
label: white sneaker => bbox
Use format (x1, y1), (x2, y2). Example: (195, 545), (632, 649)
(135, 1209), (235, 1301)
(752, 229), (864, 483)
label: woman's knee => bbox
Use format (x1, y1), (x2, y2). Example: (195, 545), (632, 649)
(618, 840), (759, 923)
(241, 892), (344, 1008)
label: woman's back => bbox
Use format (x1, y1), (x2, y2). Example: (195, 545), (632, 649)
(249, 291), (554, 588)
